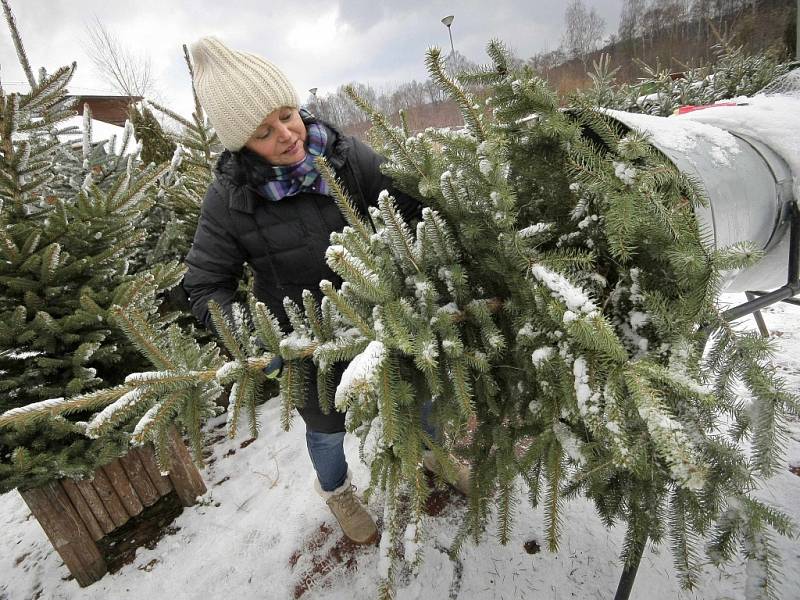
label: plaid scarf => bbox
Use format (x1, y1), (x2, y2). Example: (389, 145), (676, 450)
(259, 110), (329, 202)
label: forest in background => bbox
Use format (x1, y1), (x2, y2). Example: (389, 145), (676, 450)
(307, 0), (797, 136)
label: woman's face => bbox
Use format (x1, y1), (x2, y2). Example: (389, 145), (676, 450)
(245, 107), (307, 165)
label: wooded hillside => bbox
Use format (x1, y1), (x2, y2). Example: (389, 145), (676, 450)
(333, 0), (795, 136)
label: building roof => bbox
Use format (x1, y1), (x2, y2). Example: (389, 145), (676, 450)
(70, 94), (143, 126)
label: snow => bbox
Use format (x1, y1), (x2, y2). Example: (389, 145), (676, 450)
(6, 350), (44, 360)
(124, 370), (181, 384)
(636, 402), (706, 491)
(572, 356), (598, 416)
(361, 416), (385, 462)
(403, 522), (420, 563)
(629, 310), (649, 330)
(326, 246), (379, 287)
(744, 530), (769, 600)
(612, 161), (637, 185)
(421, 341), (439, 360)
(279, 333), (314, 354)
(1, 296), (800, 599)
(57, 115), (139, 156)
(439, 302), (459, 315)
(678, 95), (800, 190)
(517, 323), (536, 339)
(518, 222), (552, 238)
(531, 265), (599, 318)
(215, 361), (241, 381)
(85, 388), (148, 438)
(531, 346), (554, 367)
(609, 94), (800, 199)
(334, 340), (386, 411)
(132, 404), (159, 440)
(552, 422), (584, 465)
(606, 107), (743, 168)
(377, 519), (392, 580)
(0, 397), (65, 422)
(170, 146), (183, 170)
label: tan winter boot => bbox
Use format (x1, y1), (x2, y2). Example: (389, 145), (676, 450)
(315, 470), (378, 545)
(423, 450), (471, 496)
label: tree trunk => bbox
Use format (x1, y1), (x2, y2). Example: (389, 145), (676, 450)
(613, 532), (647, 600)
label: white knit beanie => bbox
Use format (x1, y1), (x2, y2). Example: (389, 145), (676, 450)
(189, 36), (300, 151)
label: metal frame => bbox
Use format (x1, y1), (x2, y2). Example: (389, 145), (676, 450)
(722, 201), (800, 332)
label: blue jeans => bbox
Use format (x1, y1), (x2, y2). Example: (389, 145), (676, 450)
(307, 400), (438, 492)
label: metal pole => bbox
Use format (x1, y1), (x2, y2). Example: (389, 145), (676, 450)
(722, 284), (800, 322)
(745, 292), (770, 337)
(722, 202), (800, 323)
(788, 201), (799, 284)
(796, 0), (799, 60)
(441, 15), (455, 56)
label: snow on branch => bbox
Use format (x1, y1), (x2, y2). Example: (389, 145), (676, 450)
(334, 340), (386, 411)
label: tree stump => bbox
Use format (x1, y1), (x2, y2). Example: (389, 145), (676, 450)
(18, 430), (206, 587)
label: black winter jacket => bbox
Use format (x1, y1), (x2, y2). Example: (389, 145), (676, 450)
(182, 119), (421, 432)
(183, 119), (421, 334)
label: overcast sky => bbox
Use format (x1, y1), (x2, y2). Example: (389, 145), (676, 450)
(0, 1), (622, 120)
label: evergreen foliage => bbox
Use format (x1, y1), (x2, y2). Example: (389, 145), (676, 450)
(0, 3), (177, 492)
(141, 45), (222, 268)
(580, 42), (793, 117)
(9, 33), (797, 600)
(129, 103), (176, 167)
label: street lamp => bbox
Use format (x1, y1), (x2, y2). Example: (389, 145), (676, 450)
(308, 88), (319, 116)
(441, 15), (455, 55)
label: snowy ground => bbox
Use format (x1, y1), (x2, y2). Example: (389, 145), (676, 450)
(2, 294), (799, 600)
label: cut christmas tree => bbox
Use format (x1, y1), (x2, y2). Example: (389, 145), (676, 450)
(10, 37), (799, 600)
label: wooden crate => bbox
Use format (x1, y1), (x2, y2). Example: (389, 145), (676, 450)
(19, 428), (206, 587)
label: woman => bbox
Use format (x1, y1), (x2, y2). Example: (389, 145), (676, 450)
(184, 37), (467, 545)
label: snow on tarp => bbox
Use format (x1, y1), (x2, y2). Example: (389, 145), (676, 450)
(602, 107), (743, 169)
(606, 94), (800, 200)
(678, 94), (800, 201)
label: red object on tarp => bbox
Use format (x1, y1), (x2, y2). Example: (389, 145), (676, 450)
(676, 102), (738, 115)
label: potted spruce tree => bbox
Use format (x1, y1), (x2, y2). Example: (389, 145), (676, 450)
(0, 2), (205, 586)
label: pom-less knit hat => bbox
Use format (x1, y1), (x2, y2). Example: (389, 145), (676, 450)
(189, 36), (300, 151)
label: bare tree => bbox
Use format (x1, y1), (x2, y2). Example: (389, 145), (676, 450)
(619, 0), (646, 54)
(84, 16), (154, 97)
(528, 45), (568, 77)
(443, 50), (479, 78)
(390, 80), (429, 112)
(562, 0), (607, 67)
(423, 78), (447, 104)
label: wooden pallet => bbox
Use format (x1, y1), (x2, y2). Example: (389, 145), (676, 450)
(19, 428), (206, 587)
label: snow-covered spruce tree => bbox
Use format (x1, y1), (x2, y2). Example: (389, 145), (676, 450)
(580, 42), (793, 117)
(21, 40), (797, 599)
(310, 45), (796, 598)
(0, 2), (179, 493)
(0, 41), (241, 468)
